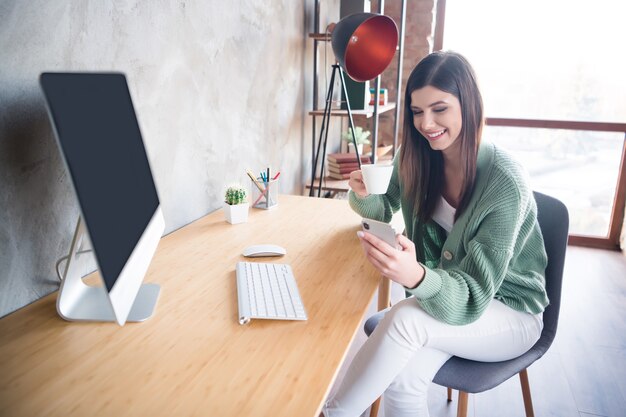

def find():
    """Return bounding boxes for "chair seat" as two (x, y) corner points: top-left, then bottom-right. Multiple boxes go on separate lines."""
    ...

(432, 347), (543, 393)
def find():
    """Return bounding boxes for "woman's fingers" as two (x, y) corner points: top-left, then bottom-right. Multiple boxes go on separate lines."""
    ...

(358, 231), (396, 271)
(396, 234), (415, 253)
(348, 170), (368, 197)
(358, 231), (397, 257)
(367, 255), (387, 275)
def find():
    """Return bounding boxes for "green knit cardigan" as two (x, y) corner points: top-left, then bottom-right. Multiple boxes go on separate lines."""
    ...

(349, 141), (549, 325)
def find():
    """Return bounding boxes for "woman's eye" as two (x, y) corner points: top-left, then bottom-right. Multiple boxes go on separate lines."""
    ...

(433, 107), (447, 113)
(412, 110), (423, 116)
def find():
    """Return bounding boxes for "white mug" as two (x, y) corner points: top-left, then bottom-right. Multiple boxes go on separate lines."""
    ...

(361, 164), (393, 194)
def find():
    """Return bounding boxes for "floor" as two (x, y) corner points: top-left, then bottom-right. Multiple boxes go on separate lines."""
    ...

(327, 246), (626, 417)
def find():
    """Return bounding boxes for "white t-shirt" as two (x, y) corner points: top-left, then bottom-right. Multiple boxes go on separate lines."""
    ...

(432, 196), (456, 234)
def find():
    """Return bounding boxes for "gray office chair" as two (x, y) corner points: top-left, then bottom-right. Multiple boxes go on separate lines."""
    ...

(364, 191), (569, 417)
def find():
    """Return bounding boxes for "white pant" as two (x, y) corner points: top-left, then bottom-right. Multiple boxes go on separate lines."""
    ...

(324, 297), (543, 417)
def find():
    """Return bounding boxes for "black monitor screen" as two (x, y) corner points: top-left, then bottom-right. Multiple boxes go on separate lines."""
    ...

(41, 73), (160, 292)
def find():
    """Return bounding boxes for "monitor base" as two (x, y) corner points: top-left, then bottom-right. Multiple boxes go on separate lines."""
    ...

(59, 282), (160, 322)
(57, 218), (160, 323)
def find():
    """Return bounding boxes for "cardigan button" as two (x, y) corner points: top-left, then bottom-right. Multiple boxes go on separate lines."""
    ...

(443, 250), (453, 261)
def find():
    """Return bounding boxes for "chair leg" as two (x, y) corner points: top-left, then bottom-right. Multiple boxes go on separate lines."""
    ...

(456, 391), (469, 417)
(519, 369), (535, 417)
(369, 396), (381, 417)
(447, 387), (453, 402)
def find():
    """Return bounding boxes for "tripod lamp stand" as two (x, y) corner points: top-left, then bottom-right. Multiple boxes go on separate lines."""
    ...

(309, 13), (398, 197)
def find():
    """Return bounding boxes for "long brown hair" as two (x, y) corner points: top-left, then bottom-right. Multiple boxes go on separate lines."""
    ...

(399, 51), (484, 222)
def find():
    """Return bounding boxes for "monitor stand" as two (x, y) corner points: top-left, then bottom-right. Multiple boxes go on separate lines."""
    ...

(56, 218), (160, 323)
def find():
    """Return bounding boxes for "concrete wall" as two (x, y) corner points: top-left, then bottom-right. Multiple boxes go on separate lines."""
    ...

(0, 1), (318, 317)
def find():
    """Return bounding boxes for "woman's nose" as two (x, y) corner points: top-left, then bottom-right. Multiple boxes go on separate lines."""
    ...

(421, 113), (435, 131)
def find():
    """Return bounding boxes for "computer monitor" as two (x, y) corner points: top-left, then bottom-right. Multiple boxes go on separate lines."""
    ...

(40, 72), (165, 326)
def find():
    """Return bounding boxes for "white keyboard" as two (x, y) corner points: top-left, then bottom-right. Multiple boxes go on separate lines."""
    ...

(236, 261), (307, 325)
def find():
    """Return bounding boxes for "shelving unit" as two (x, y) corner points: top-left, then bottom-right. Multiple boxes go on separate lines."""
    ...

(308, 0), (407, 196)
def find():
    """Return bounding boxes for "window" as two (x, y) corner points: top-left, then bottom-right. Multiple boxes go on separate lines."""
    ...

(436, 0), (626, 248)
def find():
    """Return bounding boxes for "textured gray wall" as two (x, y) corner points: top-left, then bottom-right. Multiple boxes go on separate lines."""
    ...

(0, 1), (319, 317)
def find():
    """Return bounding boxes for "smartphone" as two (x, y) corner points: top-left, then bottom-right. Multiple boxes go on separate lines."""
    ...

(361, 218), (399, 249)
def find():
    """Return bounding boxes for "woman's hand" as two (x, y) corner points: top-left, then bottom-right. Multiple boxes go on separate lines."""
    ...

(357, 231), (425, 289)
(348, 170), (369, 197)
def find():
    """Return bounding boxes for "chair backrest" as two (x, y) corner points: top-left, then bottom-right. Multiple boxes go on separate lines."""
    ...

(532, 191), (569, 353)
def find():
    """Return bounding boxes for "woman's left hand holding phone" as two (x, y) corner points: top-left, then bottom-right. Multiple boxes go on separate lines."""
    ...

(357, 231), (425, 289)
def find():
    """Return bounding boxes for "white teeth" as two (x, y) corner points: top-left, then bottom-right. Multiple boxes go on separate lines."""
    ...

(426, 130), (445, 138)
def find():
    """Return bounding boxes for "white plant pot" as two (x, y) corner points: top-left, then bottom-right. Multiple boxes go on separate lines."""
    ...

(347, 142), (364, 155)
(224, 202), (249, 224)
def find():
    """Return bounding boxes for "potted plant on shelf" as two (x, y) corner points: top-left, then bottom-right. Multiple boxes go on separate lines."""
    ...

(223, 184), (249, 224)
(342, 126), (371, 155)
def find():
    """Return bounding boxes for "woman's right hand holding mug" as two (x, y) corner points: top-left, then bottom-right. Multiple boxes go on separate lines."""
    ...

(349, 170), (369, 197)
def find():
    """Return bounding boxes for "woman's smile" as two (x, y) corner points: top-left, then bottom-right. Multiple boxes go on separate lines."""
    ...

(424, 129), (447, 141)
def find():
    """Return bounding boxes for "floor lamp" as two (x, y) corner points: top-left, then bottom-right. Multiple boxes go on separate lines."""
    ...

(309, 13), (398, 197)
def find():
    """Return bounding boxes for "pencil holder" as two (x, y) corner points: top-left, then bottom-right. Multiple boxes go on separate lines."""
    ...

(251, 177), (279, 209)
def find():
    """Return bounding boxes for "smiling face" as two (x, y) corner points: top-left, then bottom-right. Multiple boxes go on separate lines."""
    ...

(410, 86), (463, 154)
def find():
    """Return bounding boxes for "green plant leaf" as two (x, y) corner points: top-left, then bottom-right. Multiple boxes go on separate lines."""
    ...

(341, 126), (371, 144)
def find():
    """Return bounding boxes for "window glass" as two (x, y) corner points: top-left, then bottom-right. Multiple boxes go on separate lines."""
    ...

(484, 126), (624, 237)
(444, 0), (626, 123)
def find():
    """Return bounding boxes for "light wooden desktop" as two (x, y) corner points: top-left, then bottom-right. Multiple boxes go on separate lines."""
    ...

(0, 195), (387, 417)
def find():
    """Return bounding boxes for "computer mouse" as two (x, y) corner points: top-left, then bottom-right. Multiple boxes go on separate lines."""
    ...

(242, 244), (286, 258)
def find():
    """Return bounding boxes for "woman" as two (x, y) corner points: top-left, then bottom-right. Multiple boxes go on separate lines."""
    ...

(322, 51), (549, 417)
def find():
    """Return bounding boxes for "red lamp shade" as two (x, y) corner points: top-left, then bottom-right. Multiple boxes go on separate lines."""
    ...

(331, 13), (398, 82)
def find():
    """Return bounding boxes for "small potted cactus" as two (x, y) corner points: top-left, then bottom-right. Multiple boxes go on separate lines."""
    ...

(223, 184), (249, 224)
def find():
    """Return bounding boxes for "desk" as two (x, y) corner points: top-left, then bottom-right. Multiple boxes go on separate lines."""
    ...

(0, 195), (383, 417)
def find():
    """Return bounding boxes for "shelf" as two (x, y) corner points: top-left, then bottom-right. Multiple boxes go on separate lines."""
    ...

(309, 102), (396, 119)
(305, 177), (350, 193)
(309, 33), (331, 41)
(305, 152), (393, 191)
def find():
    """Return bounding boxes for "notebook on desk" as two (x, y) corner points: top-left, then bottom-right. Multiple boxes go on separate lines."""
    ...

(235, 261), (308, 325)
